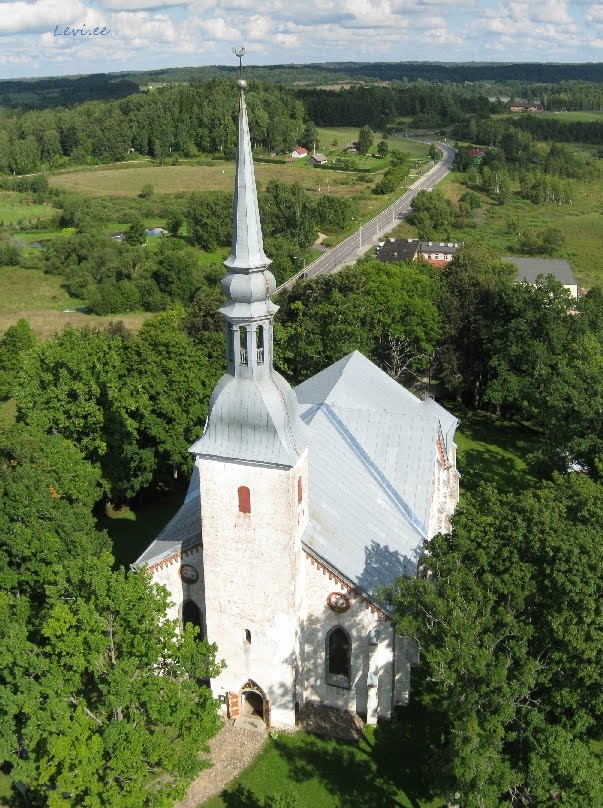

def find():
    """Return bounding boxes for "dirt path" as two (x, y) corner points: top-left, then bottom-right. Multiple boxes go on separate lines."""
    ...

(175, 720), (267, 808)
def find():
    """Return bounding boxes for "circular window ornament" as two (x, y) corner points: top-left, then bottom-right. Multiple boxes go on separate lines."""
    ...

(179, 564), (199, 584)
(327, 591), (350, 614)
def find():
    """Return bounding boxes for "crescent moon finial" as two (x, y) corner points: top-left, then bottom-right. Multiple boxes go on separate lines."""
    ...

(232, 46), (246, 79)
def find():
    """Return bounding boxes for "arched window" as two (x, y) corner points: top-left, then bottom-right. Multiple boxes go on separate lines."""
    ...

(245, 629), (251, 644)
(182, 600), (205, 640)
(239, 326), (248, 365)
(256, 325), (265, 364)
(297, 476), (303, 504)
(238, 485), (251, 514)
(326, 626), (351, 688)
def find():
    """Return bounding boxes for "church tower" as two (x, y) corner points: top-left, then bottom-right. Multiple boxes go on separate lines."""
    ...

(190, 67), (309, 728)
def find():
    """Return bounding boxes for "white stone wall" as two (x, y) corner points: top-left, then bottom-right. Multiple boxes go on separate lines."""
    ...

(199, 450), (309, 728)
(301, 554), (397, 723)
(150, 544), (205, 631)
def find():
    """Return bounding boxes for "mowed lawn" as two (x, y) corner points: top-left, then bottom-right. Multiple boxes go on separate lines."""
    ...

(0, 192), (57, 225)
(203, 703), (447, 808)
(0, 264), (153, 338)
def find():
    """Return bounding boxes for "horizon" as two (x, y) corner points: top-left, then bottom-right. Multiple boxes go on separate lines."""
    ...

(0, 0), (602, 81)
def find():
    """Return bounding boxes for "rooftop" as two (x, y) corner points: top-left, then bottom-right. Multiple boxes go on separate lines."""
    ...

(502, 256), (576, 286)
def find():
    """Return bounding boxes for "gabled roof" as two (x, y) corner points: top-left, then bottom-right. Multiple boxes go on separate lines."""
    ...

(297, 351), (458, 605)
(502, 256), (576, 286)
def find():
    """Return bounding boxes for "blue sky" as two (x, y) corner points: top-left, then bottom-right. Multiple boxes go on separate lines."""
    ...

(0, 0), (601, 80)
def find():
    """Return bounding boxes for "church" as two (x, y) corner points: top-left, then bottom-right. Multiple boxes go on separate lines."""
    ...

(135, 74), (460, 729)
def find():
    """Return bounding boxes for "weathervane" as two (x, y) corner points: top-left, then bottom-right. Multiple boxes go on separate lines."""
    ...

(232, 46), (245, 79)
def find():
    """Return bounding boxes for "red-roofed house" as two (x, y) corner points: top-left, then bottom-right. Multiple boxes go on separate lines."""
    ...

(291, 147), (308, 159)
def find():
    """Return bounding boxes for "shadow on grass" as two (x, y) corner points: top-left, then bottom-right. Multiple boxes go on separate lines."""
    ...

(445, 404), (545, 495)
(265, 700), (447, 808)
(97, 492), (183, 568)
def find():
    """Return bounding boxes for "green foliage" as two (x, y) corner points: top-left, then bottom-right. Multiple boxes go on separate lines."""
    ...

(390, 474), (603, 806)
(314, 195), (356, 230)
(0, 319), (36, 400)
(275, 261), (440, 384)
(518, 226), (566, 255)
(357, 125), (374, 155)
(407, 189), (453, 239)
(127, 216), (147, 246)
(260, 180), (317, 249)
(373, 157), (409, 195)
(186, 191), (232, 251)
(376, 140), (389, 157)
(139, 183), (154, 199)
(0, 428), (221, 804)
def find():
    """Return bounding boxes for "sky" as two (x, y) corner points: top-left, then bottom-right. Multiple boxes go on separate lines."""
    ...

(0, 0), (601, 80)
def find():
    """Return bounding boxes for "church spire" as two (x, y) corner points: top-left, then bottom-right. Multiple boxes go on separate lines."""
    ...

(191, 49), (308, 467)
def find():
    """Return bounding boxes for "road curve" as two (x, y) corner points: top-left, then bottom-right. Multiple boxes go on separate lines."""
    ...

(276, 141), (457, 293)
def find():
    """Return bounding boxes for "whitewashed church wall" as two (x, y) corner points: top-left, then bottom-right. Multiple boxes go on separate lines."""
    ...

(199, 450), (309, 728)
(150, 544), (206, 631)
(302, 554), (394, 721)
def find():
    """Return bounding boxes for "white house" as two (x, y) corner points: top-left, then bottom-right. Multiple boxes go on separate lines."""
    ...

(135, 76), (460, 730)
(291, 147), (308, 159)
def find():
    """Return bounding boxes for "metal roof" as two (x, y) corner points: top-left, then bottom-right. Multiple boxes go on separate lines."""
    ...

(503, 256), (576, 286)
(298, 351), (458, 606)
(191, 371), (308, 467)
(134, 470), (202, 568)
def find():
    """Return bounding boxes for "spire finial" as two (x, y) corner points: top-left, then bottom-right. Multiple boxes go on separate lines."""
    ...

(233, 46), (246, 85)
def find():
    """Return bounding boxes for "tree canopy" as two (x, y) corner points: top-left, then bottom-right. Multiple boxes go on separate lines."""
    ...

(390, 473), (603, 807)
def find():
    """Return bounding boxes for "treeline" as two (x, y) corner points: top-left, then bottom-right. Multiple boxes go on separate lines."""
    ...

(298, 84), (498, 129)
(126, 62), (603, 88)
(0, 80), (306, 173)
(457, 114), (603, 156)
(0, 73), (139, 109)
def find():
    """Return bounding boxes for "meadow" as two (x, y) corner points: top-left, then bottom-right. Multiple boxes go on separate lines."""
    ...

(0, 264), (153, 338)
(498, 110), (603, 122)
(434, 171), (603, 289)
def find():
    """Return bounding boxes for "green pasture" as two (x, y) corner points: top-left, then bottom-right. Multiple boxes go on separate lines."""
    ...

(0, 264), (152, 339)
(0, 197), (56, 226)
(436, 172), (603, 289)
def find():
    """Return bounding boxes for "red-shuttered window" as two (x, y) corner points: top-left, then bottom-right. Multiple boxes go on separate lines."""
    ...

(297, 476), (303, 504)
(238, 485), (251, 513)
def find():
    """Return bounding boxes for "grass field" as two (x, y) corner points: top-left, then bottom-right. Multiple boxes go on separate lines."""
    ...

(0, 264), (153, 338)
(497, 110), (603, 122)
(448, 405), (542, 494)
(203, 702), (446, 808)
(436, 171), (603, 289)
(0, 192), (56, 226)
(318, 127), (430, 158)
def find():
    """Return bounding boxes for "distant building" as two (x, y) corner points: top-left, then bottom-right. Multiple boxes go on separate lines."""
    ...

(146, 227), (168, 237)
(376, 238), (462, 268)
(345, 141), (359, 154)
(502, 256), (578, 299)
(508, 100), (543, 113)
(310, 153), (328, 166)
(291, 147), (308, 159)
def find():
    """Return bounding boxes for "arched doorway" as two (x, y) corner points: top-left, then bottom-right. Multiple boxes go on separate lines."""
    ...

(240, 680), (270, 728)
(182, 600), (205, 640)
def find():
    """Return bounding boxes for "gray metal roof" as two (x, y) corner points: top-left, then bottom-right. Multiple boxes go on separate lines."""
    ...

(134, 469), (202, 568)
(503, 256), (576, 286)
(191, 371), (308, 467)
(298, 351), (458, 606)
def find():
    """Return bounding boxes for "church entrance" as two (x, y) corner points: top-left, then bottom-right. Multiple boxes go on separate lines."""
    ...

(239, 680), (270, 728)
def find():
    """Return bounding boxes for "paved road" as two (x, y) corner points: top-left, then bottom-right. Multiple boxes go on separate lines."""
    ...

(276, 141), (457, 293)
